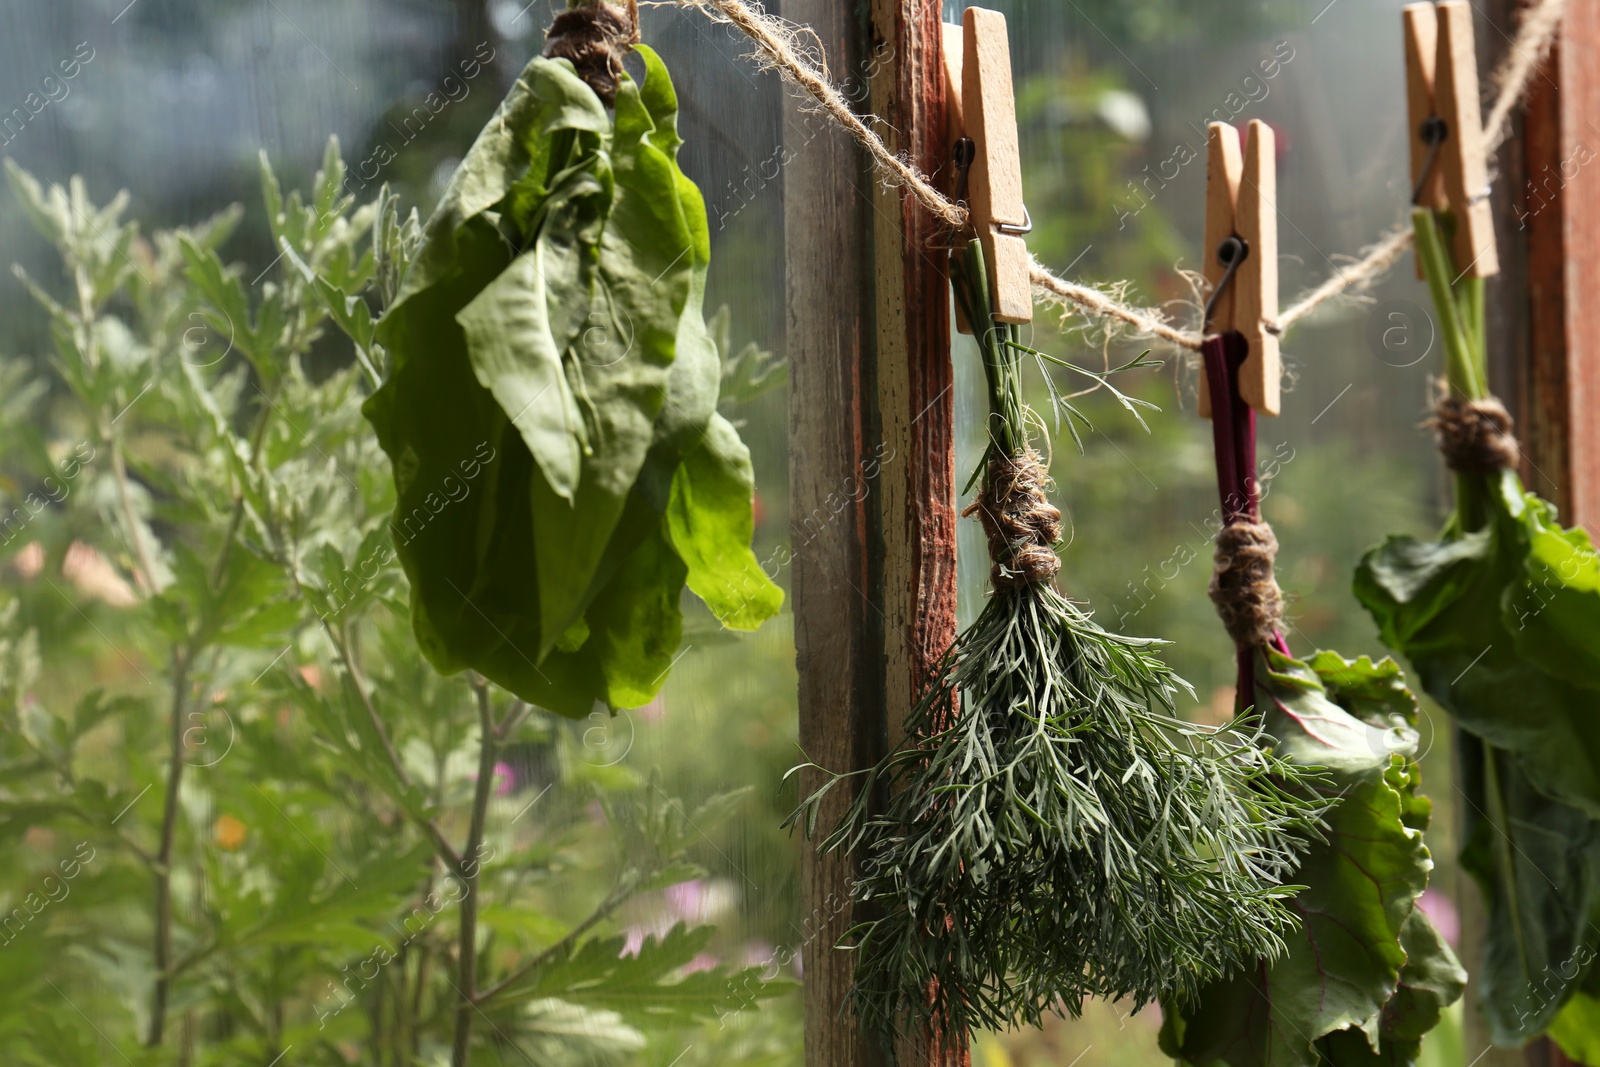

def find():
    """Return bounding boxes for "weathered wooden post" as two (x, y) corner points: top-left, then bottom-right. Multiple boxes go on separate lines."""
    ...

(783, 0), (961, 1062)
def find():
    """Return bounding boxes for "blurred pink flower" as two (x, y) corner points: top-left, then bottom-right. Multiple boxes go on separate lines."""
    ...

(741, 940), (776, 968)
(12, 542), (44, 579)
(469, 761), (516, 796)
(682, 952), (718, 975)
(665, 879), (709, 922)
(1415, 888), (1460, 947)
(63, 541), (138, 605)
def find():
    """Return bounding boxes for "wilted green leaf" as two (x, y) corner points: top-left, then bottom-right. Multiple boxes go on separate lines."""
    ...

(1356, 466), (1600, 1049)
(667, 414), (782, 630)
(366, 49), (772, 714)
(1355, 469), (1600, 820)
(1162, 650), (1451, 1067)
(1549, 987), (1600, 1065)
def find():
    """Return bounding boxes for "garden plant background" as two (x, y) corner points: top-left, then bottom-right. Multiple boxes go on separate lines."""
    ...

(0, 0), (1496, 1063)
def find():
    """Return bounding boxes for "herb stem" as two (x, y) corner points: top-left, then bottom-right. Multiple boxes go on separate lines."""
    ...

(327, 617), (463, 871)
(496, 699), (531, 740)
(1483, 746), (1534, 980)
(475, 872), (641, 1006)
(411, 934), (430, 1061)
(77, 252), (158, 595)
(1413, 207), (1496, 533)
(1460, 276), (1486, 372)
(146, 377), (286, 1048)
(450, 677), (497, 1067)
(209, 390), (277, 592)
(1411, 208), (1483, 401)
(109, 436), (160, 595)
(147, 649), (193, 1047)
(954, 239), (1025, 477)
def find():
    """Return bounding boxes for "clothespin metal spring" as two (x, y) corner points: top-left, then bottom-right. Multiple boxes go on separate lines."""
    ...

(996, 207), (1033, 237)
(1411, 115), (1448, 207)
(1203, 236), (1248, 333)
(933, 136), (1030, 251)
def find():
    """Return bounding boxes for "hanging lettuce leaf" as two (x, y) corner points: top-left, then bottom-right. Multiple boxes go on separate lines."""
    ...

(514, 59), (699, 659)
(1551, 983), (1600, 1064)
(364, 46), (780, 717)
(456, 212), (600, 506)
(1314, 911), (1466, 1066)
(1355, 468), (1600, 820)
(668, 415), (784, 629)
(586, 525), (688, 707)
(364, 218), (520, 680)
(1355, 467), (1600, 1058)
(384, 59), (608, 327)
(1455, 730), (1600, 1046)
(1161, 651), (1461, 1067)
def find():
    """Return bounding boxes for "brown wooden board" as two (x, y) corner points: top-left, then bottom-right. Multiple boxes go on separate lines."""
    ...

(783, 0), (885, 1058)
(1520, 0), (1600, 540)
(869, 0), (963, 1060)
(787, 0), (960, 1062)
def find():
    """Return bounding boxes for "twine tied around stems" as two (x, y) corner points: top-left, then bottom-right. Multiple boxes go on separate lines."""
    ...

(544, 0), (641, 105)
(1430, 392), (1520, 473)
(1209, 521), (1285, 650)
(964, 449), (1061, 588)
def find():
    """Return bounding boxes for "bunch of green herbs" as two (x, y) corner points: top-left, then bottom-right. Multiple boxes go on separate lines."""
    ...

(790, 241), (1328, 1049)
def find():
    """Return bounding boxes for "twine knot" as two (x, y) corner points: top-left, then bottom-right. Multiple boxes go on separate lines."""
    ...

(1209, 520), (1284, 649)
(963, 449), (1061, 588)
(1429, 393), (1520, 473)
(544, 1), (638, 106)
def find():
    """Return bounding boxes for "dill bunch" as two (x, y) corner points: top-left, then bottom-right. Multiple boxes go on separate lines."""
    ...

(786, 241), (1330, 1049)
(794, 581), (1327, 1044)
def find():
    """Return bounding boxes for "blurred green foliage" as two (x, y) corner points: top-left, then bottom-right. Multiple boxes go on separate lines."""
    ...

(0, 147), (794, 1064)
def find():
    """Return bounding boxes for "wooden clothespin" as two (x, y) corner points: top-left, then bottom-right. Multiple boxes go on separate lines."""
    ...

(1403, 1), (1498, 278)
(942, 7), (1032, 332)
(1199, 119), (1279, 418)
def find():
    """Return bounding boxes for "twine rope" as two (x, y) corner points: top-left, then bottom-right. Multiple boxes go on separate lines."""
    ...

(1430, 391), (1521, 472)
(963, 449), (1062, 587)
(545, 0), (641, 105)
(1209, 521), (1285, 650)
(681, 0), (1567, 352)
(699, 0), (967, 229)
